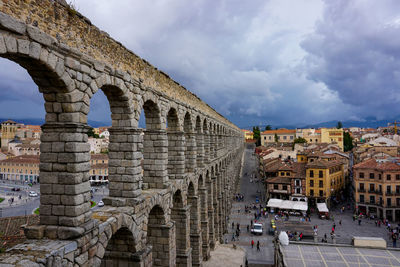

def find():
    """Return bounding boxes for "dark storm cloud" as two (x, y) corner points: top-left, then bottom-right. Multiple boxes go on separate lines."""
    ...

(302, 0), (400, 120)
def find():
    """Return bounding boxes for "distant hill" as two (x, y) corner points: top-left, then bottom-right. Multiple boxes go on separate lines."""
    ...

(0, 118), (110, 128)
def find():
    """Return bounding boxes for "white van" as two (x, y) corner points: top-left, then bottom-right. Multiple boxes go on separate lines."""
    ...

(251, 223), (263, 235)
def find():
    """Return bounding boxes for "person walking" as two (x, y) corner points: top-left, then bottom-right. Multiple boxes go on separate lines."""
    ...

(358, 219), (361, 226)
(251, 240), (254, 248)
(232, 222), (234, 229)
(393, 233), (397, 248)
(339, 220), (342, 226)
(257, 241), (260, 251)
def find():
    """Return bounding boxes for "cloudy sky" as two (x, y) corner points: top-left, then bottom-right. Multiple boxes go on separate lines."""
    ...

(1, 0), (400, 128)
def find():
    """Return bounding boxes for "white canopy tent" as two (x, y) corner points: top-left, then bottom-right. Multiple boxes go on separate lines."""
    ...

(267, 198), (308, 211)
(317, 203), (329, 213)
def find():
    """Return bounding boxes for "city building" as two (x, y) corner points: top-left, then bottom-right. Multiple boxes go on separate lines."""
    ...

(90, 154), (109, 185)
(0, 155), (39, 183)
(296, 128), (321, 144)
(320, 128), (344, 151)
(242, 129), (253, 140)
(353, 158), (400, 221)
(260, 129), (296, 146)
(299, 152), (345, 207)
(1, 120), (17, 151)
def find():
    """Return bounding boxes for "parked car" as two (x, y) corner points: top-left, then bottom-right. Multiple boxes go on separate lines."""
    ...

(12, 187), (21, 191)
(29, 191), (38, 197)
(98, 200), (104, 207)
(251, 223), (263, 235)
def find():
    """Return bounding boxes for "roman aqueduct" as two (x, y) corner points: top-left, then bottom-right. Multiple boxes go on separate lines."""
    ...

(0, 0), (244, 266)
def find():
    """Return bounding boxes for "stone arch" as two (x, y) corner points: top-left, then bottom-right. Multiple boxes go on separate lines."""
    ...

(172, 189), (191, 266)
(140, 98), (168, 189)
(188, 180), (202, 266)
(195, 115), (204, 168)
(184, 112), (196, 173)
(166, 106), (185, 180)
(147, 204), (174, 266)
(198, 173), (210, 260)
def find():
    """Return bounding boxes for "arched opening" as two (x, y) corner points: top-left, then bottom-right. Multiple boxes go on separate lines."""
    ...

(139, 100), (167, 189)
(101, 227), (137, 266)
(147, 205), (173, 266)
(195, 116), (204, 167)
(172, 189), (191, 266)
(203, 119), (210, 163)
(184, 112), (196, 173)
(167, 108), (184, 179)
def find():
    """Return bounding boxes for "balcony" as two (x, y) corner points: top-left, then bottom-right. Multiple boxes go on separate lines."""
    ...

(358, 188), (366, 193)
(386, 191), (394, 196)
(368, 189), (375, 193)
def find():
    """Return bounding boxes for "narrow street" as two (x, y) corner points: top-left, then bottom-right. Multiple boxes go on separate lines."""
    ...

(225, 145), (274, 266)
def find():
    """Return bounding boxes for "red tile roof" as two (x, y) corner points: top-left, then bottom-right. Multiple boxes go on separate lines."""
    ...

(353, 158), (400, 171)
(261, 129), (296, 135)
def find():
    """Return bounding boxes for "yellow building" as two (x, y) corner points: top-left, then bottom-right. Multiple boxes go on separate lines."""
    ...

(1, 120), (18, 151)
(296, 128), (321, 144)
(303, 153), (345, 207)
(321, 128), (344, 151)
(0, 155), (39, 183)
(90, 154), (109, 184)
(242, 129), (254, 140)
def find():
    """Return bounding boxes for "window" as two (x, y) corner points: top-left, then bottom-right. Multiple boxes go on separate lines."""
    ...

(369, 173), (374, 179)
(319, 180), (323, 188)
(369, 184), (375, 192)
(397, 174), (400, 180)
(290, 136), (293, 140)
(319, 190), (323, 197)
(359, 172), (364, 178)
(360, 195), (364, 203)
(295, 179), (300, 186)
(387, 198), (392, 207)
(310, 139), (312, 142)
(280, 172), (285, 176)
(310, 180), (314, 187)
(379, 185), (382, 193)
(370, 195), (375, 204)
(397, 185), (400, 194)
(387, 174), (391, 181)
(269, 136), (272, 140)
(359, 183), (364, 190)
(286, 172), (290, 176)
(310, 170), (314, 178)
(387, 185), (392, 194)
(264, 136), (266, 140)
(273, 184), (278, 190)
(319, 170), (323, 178)
(282, 185), (287, 190)
(296, 188), (301, 194)
(283, 136), (287, 140)
(310, 189), (314, 196)
(379, 174), (382, 180)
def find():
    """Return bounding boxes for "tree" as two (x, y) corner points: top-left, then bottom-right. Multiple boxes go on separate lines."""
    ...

(343, 132), (354, 152)
(87, 127), (100, 138)
(253, 126), (261, 146)
(336, 121), (343, 129)
(274, 133), (279, 143)
(293, 137), (307, 149)
(265, 125), (272, 131)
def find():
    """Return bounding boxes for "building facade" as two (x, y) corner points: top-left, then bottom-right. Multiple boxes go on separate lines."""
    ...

(353, 158), (400, 221)
(1, 120), (18, 151)
(321, 128), (344, 151)
(0, 155), (39, 183)
(90, 154), (109, 185)
(261, 129), (296, 146)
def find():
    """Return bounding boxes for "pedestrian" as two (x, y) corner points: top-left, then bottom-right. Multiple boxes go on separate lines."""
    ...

(375, 220), (378, 227)
(251, 220), (253, 226)
(339, 220), (342, 226)
(333, 223), (336, 230)
(332, 227), (334, 233)
(257, 241), (260, 251)
(232, 233), (235, 241)
(358, 219), (361, 226)
(299, 232), (303, 240)
(237, 223), (240, 230)
(232, 222), (234, 229)
(378, 220), (381, 227)
(251, 239), (254, 248)
(393, 234), (397, 248)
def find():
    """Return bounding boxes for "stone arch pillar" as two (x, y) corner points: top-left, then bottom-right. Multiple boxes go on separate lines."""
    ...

(207, 172), (215, 250)
(147, 205), (175, 266)
(188, 183), (202, 267)
(203, 121), (210, 165)
(171, 190), (192, 267)
(198, 176), (210, 260)
(39, 123), (92, 232)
